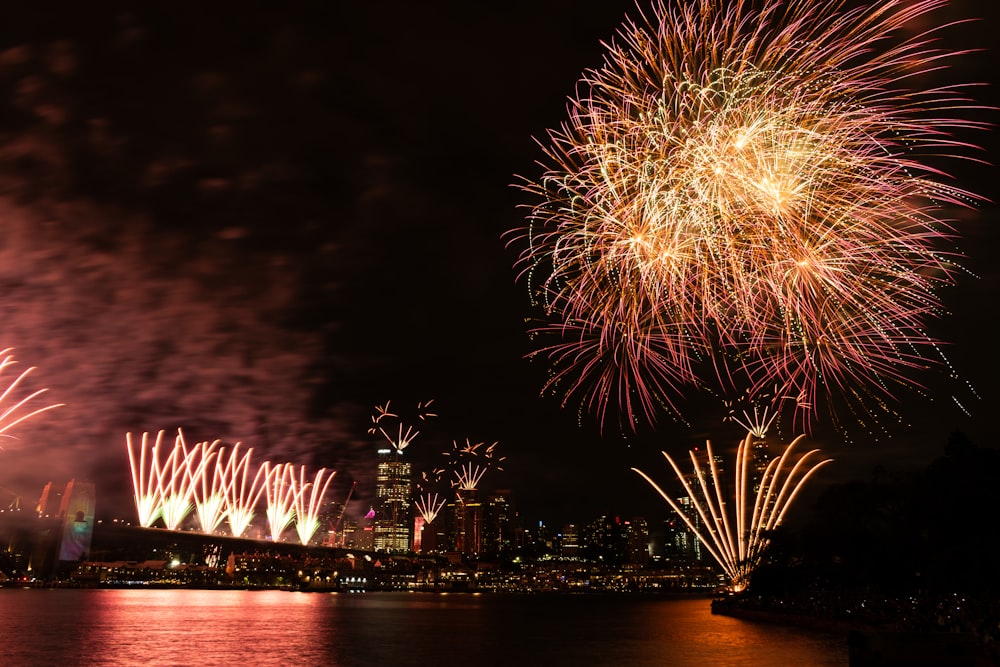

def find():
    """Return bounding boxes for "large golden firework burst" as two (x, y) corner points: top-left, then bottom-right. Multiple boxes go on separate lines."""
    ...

(511, 0), (986, 431)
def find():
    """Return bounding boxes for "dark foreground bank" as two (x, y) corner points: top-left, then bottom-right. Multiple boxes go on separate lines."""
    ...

(712, 592), (1000, 666)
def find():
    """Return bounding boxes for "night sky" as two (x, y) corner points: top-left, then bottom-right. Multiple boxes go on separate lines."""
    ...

(0, 1), (996, 529)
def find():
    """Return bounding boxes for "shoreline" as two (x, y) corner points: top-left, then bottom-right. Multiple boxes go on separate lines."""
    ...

(712, 596), (998, 665)
(711, 598), (862, 635)
(1, 580), (719, 598)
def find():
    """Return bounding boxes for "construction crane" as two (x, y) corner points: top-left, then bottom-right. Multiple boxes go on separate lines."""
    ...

(328, 480), (356, 547)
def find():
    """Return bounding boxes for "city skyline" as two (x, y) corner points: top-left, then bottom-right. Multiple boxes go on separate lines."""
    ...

(0, 0), (996, 531)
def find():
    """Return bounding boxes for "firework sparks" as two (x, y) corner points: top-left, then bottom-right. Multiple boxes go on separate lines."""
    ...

(414, 492), (447, 525)
(156, 430), (202, 531)
(369, 402), (397, 429)
(125, 429), (339, 542)
(417, 399), (438, 420)
(414, 468), (447, 523)
(454, 463), (488, 492)
(0, 350), (63, 444)
(221, 444), (269, 538)
(191, 439), (226, 534)
(446, 439), (504, 491)
(723, 387), (787, 439)
(634, 433), (832, 591)
(292, 466), (336, 546)
(263, 462), (301, 542)
(511, 0), (985, 431)
(125, 430), (165, 528)
(368, 399), (437, 453)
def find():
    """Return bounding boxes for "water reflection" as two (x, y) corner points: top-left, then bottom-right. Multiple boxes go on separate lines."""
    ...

(0, 590), (847, 666)
(637, 598), (846, 666)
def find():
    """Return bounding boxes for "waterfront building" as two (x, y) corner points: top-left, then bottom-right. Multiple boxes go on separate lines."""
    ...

(373, 449), (412, 552)
(667, 499), (703, 563)
(560, 523), (580, 558)
(582, 515), (630, 563)
(624, 517), (650, 565)
(450, 488), (483, 556)
(482, 490), (513, 556)
(413, 515), (427, 552)
(750, 435), (770, 493)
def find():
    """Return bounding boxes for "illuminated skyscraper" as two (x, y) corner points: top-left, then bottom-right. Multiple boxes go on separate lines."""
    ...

(482, 490), (513, 556)
(451, 488), (483, 556)
(750, 435), (770, 493)
(671, 497), (703, 562)
(373, 449), (412, 552)
(624, 517), (649, 565)
(560, 523), (580, 557)
(583, 515), (630, 563)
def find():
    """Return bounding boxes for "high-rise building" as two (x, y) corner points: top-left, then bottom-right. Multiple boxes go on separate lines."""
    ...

(560, 523), (580, 557)
(373, 449), (412, 552)
(624, 517), (650, 565)
(582, 515), (629, 563)
(689, 447), (727, 496)
(412, 515), (427, 552)
(482, 490), (513, 556)
(450, 488), (483, 556)
(670, 497), (703, 562)
(750, 435), (770, 493)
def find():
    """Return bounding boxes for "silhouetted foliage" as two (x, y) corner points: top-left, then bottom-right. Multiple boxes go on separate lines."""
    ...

(751, 432), (1000, 596)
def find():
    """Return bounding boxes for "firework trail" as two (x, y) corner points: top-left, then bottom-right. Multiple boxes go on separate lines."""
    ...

(221, 443), (269, 538)
(445, 439), (505, 491)
(414, 492), (447, 525)
(264, 462), (301, 542)
(723, 387), (787, 439)
(511, 0), (985, 431)
(416, 399), (438, 420)
(634, 433), (832, 591)
(413, 467), (447, 525)
(190, 439), (226, 534)
(454, 463), (488, 491)
(0, 350), (63, 444)
(156, 430), (203, 530)
(126, 430), (165, 528)
(125, 431), (337, 541)
(368, 399), (437, 454)
(292, 466), (336, 545)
